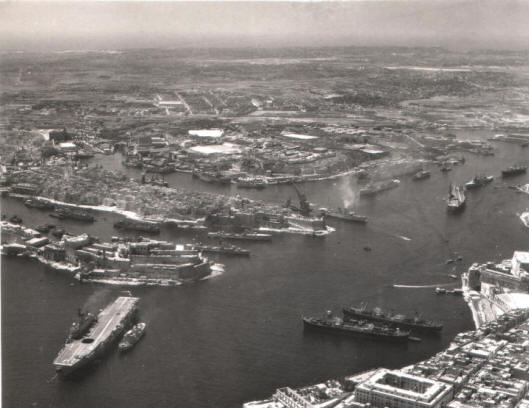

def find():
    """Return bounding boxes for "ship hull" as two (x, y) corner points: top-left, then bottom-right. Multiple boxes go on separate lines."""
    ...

(54, 297), (139, 378)
(342, 309), (442, 333)
(302, 319), (409, 342)
(326, 213), (367, 224)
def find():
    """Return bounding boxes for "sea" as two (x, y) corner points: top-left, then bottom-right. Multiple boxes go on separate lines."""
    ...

(2, 130), (528, 408)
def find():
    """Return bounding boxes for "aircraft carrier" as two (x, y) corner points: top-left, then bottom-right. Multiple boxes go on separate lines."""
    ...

(53, 296), (139, 376)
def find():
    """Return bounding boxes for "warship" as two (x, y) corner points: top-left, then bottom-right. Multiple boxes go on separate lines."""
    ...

(342, 305), (443, 333)
(320, 208), (368, 224)
(302, 315), (410, 342)
(54, 297), (139, 376)
(207, 231), (272, 241)
(194, 244), (250, 256)
(50, 208), (95, 222)
(359, 179), (400, 196)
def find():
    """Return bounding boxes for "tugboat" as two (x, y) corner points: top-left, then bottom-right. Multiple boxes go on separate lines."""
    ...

(447, 184), (466, 213)
(502, 165), (527, 177)
(118, 322), (146, 352)
(302, 313), (410, 342)
(413, 170), (431, 181)
(465, 175), (493, 190)
(342, 304), (443, 333)
(320, 208), (368, 224)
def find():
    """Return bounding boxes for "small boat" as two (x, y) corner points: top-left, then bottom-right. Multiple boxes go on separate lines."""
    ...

(447, 184), (466, 213)
(435, 287), (447, 294)
(8, 215), (23, 224)
(35, 223), (55, 233)
(51, 226), (65, 238)
(413, 170), (431, 181)
(119, 322), (146, 352)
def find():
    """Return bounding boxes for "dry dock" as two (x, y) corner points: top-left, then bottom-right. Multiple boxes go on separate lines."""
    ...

(54, 296), (139, 375)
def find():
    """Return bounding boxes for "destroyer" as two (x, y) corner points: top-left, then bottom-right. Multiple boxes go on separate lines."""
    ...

(342, 305), (443, 333)
(118, 322), (146, 352)
(54, 297), (139, 376)
(302, 315), (409, 342)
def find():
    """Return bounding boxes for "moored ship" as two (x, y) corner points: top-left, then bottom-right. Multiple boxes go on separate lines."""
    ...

(207, 231), (272, 241)
(465, 175), (493, 190)
(24, 197), (55, 210)
(54, 297), (139, 377)
(342, 305), (443, 333)
(234, 177), (268, 189)
(320, 208), (368, 224)
(194, 244), (250, 256)
(118, 322), (146, 352)
(502, 165), (527, 177)
(302, 315), (409, 342)
(359, 179), (400, 196)
(447, 184), (466, 213)
(114, 217), (161, 234)
(50, 207), (95, 222)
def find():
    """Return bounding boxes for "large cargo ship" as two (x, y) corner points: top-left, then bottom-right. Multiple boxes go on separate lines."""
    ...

(302, 316), (409, 342)
(447, 184), (466, 213)
(53, 297), (139, 377)
(502, 165), (527, 177)
(342, 305), (443, 333)
(207, 231), (272, 241)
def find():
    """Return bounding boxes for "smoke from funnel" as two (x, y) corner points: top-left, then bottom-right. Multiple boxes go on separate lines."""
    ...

(82, 287), (113, 314)
(339, 176), (358, 209)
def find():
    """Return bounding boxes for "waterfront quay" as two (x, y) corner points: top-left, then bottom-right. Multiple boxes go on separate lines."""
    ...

(462, 251), (529, 328)
(244, 309), (529, 408)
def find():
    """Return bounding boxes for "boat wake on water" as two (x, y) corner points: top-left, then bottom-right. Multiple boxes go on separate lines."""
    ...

(393, 283), (456, 289)
(395, 235), (412, 241)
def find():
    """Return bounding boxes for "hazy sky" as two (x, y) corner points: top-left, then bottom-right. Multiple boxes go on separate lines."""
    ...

(1, 1), (529, 51)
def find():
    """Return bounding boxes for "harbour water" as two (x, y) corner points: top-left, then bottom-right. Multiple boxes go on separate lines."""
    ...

(2, 132), (528, 408)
